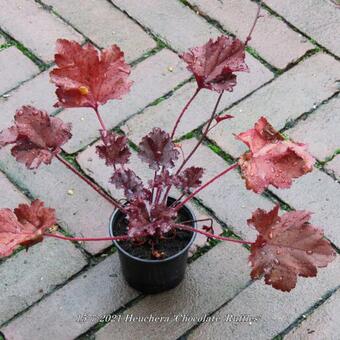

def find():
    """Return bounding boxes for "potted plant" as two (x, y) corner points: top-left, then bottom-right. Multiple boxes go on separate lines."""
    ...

(0, 6), (336, 294)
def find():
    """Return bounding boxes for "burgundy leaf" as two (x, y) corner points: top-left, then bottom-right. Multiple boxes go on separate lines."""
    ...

(248, 206), (336, 292)
(0, 200), (56, 257)
(215, 114), (235, 123)
(0, 106), (72, 169)
(236, 117), (315, 193)
(96, 131), (131, 167)
(180, 35), (248, 92)
(125, 198), (150, 237)
(138, 128), (179, 170)
(111, 168), (145, 200)
(174, 166), (204, 191)
(50, 39), (132, 109)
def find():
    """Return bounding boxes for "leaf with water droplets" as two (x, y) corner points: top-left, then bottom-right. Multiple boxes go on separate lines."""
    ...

(50, 39), (132, 109)
(180, 35), (248, 92)
(236, 117), (315, 193)
(248, 206), (336, 292)
(138, 128), (179, 171)
(0, 106), (72, 169)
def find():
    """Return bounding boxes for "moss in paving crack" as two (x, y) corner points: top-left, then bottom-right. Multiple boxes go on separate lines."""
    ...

(0, 42), (12, 51)
(246, 46), (279, 75)
(205, 141), (236, 164)
(61, 152), (83, 172)
(13, 41), (47, 70)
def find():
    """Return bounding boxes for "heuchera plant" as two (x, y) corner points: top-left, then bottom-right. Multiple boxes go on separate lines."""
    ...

(0, 7), (336, 292)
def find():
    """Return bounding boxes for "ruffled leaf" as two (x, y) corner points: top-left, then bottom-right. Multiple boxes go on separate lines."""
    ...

(0, 200), (56, 257)
(111, 168), (145, 200)
(50, 39), (132, 109)
(236, 117), (315, 193)
(174, 166), (204, 192)
(180, 35), (248, 92)
(138, 128), (179, 171)
(96, 131), (131, 167)
(248, 206), (336, 292)
(0, 106), (72, 169)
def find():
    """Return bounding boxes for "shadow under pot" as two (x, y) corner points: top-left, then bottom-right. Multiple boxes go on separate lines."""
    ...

(109, 197), (196, 294)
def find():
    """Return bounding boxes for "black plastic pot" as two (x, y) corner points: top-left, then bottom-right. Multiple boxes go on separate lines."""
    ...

(109, 198), (196, 294)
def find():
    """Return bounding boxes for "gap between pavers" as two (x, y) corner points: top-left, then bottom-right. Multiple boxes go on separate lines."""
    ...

(0, 46), (39, 95)
(187, 0), (314, 69)
(264, 0), (340, 57)
(285, 287), (340, 340)
(0, 172), (87, 326)
(325, 155), (340, 180)
(58, 49), (191, 153)
(38, 0), (157, 62)
(122, 52), (273, 142)
(188, 256), (340, 340)
(111, 0), (221, 52)
(207, 53), (340, 158)
(0, 0), (83, 63)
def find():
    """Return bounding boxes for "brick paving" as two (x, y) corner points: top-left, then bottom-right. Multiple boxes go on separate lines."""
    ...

(0, 1), (339, 339)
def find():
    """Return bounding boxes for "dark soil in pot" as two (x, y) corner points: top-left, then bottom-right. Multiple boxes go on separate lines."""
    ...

(109, 197), (196, 294)
(112, 208), (193, 260)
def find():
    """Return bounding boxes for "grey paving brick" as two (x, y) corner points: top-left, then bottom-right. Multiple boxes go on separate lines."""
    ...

(77, 138), (274, 241)
(265, 0), (340, 57)
(0, 46), (39, 94)
(0, 0), (82, 63)
(272, 169), (340, 249)
(207, 53), (340, 158)
(325, 155), (340, 180)
(59, 49), (191, 153)
(285, 288), (340, 340)
(0, 172), (87, 326)
(40, 0), (156, 62)
(0, 171), (27, 209)
(189, 256), (340, 340)
(188, 0), (314, 69)
(287, 96), (340, 160)
(95, 242), (250, 340)
(1, 255), (138, 340)
(111, 0), (220, 51)
(0, 147), (116, 255)
(0, 237), (87, 326)
(122, 53), (273, 142)
(0, 71), (56, 132)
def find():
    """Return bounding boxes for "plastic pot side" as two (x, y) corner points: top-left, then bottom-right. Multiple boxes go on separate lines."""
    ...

(109, 199), (196, 294)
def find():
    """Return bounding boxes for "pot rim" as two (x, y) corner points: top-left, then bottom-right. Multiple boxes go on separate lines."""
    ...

(109, 198), (197, 264)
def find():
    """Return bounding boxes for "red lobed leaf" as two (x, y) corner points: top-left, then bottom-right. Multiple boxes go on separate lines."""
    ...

(50, 39), (132, 109)
(0, 106), (72, 169)
(236, 117), (315, 193)
(174, 166), (204, 192)
(96, 131), (131, 167)
(138, 128), (179, 171)
(180, 35), (248, 92)
(248, 206), (336, 292)
(110, 168), (145, 201)
(0, 200), (56, 257)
